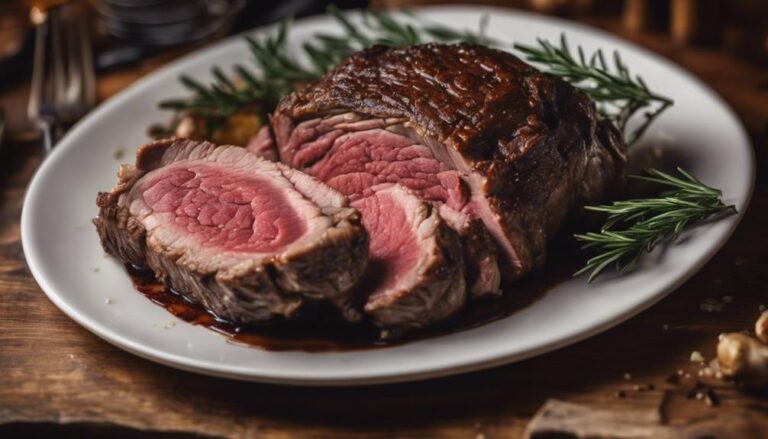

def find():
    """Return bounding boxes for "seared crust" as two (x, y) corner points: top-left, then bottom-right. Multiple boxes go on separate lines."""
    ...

(275, 43), (626, 275)
(278, 44), (538, 162)
(95, 139), (369, 323)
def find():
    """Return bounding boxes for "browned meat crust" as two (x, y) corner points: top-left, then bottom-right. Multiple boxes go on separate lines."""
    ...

(94, 139), (369, 323)
(275, 43), (626, 277)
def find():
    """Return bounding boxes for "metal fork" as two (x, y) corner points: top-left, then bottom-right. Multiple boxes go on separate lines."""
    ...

(27, 1), (96, 156)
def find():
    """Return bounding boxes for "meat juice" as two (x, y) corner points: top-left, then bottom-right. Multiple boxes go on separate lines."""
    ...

(127, 241), (581, 352)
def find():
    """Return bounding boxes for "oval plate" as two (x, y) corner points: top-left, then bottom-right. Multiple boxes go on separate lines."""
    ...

(22, 6), (754, 385)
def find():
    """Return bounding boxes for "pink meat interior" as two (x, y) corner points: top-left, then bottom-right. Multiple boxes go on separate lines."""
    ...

(285, 126), (467, 298)
(351, 190), (420, 300)
(139, 163), (307, 253)
(279, 115), (521, 272)
(295, 127), (469, 212)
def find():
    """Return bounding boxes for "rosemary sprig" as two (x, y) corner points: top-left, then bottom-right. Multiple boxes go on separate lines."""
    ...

(160, 9), (672, 145)
(158, 19), (298, 133)
(574, 167), (736, 282)
(157, 6), (486, 130)
(513, 34), (673, 144)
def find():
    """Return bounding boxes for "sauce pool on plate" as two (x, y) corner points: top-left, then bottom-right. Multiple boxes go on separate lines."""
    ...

(126, 242), (581, 352)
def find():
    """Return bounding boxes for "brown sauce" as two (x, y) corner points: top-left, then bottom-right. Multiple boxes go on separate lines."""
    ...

(127, 241), (582, 352)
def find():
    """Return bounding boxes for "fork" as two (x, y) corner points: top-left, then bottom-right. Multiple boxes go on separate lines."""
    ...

(27, 1), (96, 156)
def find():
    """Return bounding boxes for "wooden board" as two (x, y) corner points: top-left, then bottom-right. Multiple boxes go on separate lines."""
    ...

(1, 10), (767, 439)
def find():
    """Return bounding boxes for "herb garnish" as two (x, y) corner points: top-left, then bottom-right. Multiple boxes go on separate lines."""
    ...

(157, 8), (734, 284)
(159, 10), (671, 145)
(513, 35), (673, 144)
(157, 7), (486, 133)
(574, 168), (736, 282)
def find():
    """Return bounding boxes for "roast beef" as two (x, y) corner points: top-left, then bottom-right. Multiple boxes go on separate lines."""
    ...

(354, 184), (465, 338)
(273, 43), (626, 285)
(273, 113), (500, 299)
(94, 138), (369, 323)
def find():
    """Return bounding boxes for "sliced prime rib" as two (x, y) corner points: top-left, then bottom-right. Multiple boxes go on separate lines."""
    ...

(273, 44), (626, 290)
(353, 184), (465, 338)
(273, 113), (500, 300)
(94, 138), (369, 323)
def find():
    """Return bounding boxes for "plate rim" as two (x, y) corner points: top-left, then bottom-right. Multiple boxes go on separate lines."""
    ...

(21, 5), (755, 386)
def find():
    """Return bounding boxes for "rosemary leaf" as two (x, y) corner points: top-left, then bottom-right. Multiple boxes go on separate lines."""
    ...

(163, 9), (672, 147)
(513, 34), (673, 144)
(575, 167), (736, 282)
(156, 7), (486, 124)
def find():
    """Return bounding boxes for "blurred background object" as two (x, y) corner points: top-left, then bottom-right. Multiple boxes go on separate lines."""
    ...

(0, 0), (368, 142)
(622, 0), (669, 32)
(527, 0), (593, 15)
(0, 0), (766, 144)
(27, 0), (96, 154)
(94, 0), (246, 47)
(0, 107), (5, 151)
(670, 0), (724, 45)
(0, 3), (29, 66)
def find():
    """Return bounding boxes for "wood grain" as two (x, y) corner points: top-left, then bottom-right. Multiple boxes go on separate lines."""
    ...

(1, 7), (767, 438)
(525, 399), (768, 438)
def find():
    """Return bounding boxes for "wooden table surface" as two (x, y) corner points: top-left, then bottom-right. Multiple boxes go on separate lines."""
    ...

(1, 7), (767, 438)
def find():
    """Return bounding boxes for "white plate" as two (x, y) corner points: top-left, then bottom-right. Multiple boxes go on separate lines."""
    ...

(22, 6), (754, 385)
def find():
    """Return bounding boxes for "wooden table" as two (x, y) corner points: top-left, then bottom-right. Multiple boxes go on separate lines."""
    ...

(1, 9), (767, 438)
